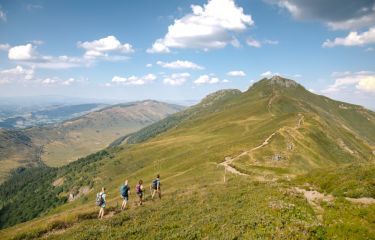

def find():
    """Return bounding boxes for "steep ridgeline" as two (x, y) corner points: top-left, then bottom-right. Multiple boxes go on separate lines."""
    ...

(27, 100), (184, 167)
(113, 89), (242, 145)
(1, 77), (374, 239)
(117, 76), (374, 172)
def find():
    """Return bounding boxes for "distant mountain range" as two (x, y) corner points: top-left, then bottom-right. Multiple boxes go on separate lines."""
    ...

(0, 103), (107, 129)
(0, 77), (374, 238)
(0, 100), (183, 182)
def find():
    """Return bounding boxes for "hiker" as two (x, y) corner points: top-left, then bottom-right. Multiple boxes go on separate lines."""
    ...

(96, 187), (106, 219)
(120, 180), (130, 210)
(136, 180), (144, 206)
(151, 174), (161, 200)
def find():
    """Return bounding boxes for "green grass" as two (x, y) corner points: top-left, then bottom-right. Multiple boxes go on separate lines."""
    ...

(1, 77), (374, 239)
(296, 163), (375, 198)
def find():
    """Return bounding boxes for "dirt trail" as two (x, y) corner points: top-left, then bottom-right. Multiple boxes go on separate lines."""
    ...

(219, 130), (278, 178)
(220, 114), (305, 177)
(293, 187), (375, 220)
(345, 197), (375, 204)
(220, 157), (248, 176)
(267, 94), (278, 117)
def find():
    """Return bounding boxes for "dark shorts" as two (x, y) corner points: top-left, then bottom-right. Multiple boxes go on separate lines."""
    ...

(121, 195), (128, 201)
(137, 192), (143, 198)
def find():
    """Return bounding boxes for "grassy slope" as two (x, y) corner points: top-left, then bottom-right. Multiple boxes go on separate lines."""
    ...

(0, 129), (41, 183)
(1, 77), (374, 239)
(30, 100), (183, 167)
(297, 163), (375, 198)
(0, 101), (182, 182)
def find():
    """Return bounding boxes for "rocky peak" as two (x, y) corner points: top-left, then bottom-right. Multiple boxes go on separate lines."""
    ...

(269, 75), (299, 88)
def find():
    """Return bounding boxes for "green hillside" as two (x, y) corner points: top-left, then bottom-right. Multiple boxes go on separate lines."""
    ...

(1, 76), (374, 239)
(0, 129), (41, 183)
(0, 101), (183, 182)
(30, 100), (184, 167)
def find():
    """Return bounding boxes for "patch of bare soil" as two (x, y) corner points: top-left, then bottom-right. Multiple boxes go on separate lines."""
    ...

(52, 177), (65, 187)
(345, 197), (375, 205)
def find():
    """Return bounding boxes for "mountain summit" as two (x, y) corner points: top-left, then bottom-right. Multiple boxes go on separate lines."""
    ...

(1, 77), (374, 239)
(268, 75), (299, 88)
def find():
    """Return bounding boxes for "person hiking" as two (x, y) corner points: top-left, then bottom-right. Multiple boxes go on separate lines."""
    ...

(151, 174), (161, 200)
(120, 180), (130, 210)
(96, 187), (106, 219)
(136, 180), (144, 206)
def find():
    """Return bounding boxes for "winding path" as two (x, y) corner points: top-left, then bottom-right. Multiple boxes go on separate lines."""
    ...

(219, 131), (278, 177)
(219, 114), (304, 177)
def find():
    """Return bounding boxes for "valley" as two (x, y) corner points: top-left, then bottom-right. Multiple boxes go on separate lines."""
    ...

(0, 101), (183, 182)
(0, 77), (374, 239)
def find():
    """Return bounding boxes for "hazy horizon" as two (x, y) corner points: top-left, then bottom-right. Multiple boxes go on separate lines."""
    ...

(0, 0), (374, 108)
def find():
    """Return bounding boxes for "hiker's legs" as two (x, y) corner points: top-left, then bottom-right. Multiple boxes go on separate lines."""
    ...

(98, 207), (104, 219)
(151, 189), (156, 199)
(158, 189), (161, 199)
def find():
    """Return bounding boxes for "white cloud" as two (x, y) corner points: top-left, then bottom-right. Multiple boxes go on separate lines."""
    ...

(147, 0), (253, 53)
(266, 1), (375, 50)
(31, 40), (44, 45)
(246, 38), (279, 48)
(147, 40), (171, 53)
(264, 39), (279, 45)
(0, 6), (6, 22)
(323, 71), (375, 93)
(227, 70), (246, 77)
(7, 43), (84, 69)
(157, 60), (204, 70)
(246, 37), (261, 48)
(39, 77), (78, 86)
(0, 65), (82, 87)
(194, 74), (220, 85)
(323, 27), (375, 47)
(146, 63), (153, 67)
(0, 66), (34, 84)
(222, 79), (230, 83)
(356, 76), (375, 92)
(41, 78), (57, 85)
(78, 35), (134, 59)
(327, 13), (375, 30)
(231, 38), (241, 48)
(260, 71), (301, 79)
(62, 78), (75, 86)
(8, 44), (35, 60)
(260, 71), (278, 78)
(0, 43), (10, 51)
(266, 0), (375, 30)
(111, 74), (156, 85)
(163, 72), (190, 86)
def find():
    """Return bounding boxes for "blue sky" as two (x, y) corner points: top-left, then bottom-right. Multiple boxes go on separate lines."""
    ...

(0, 0), (374, 108)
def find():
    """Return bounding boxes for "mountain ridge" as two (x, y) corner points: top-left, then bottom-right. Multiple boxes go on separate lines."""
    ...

(0, 100), (183, 182)
(1, 77), (374, 239)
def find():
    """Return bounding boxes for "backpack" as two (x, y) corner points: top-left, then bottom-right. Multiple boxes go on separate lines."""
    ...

(96, 192), (104, 206)
(152, 179), (158, 189)
(120, 185), (128, 197)
(136, 184), (142, 194)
